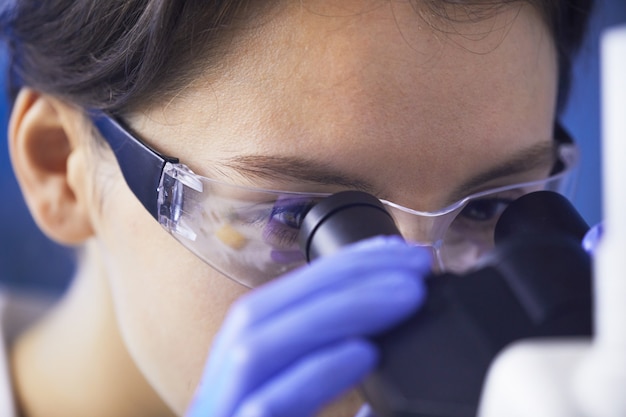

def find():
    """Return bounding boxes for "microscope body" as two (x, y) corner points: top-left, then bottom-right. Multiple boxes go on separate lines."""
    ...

(299, 190), (592, 417)
(364, 235), (591, 417)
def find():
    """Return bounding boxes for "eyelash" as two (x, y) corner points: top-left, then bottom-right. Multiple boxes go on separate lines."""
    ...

(459, 197), (515, 222)
(451, 190), (527, 235)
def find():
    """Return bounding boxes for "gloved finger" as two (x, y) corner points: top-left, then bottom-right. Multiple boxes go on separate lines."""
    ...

(211, 236), (429, 361)
(231, 339), (377, 417)
(354, 404), (379, 417)
(208, 269), (424, 412)
(243, 236), (430, 321)
(582, 222), (603, 254)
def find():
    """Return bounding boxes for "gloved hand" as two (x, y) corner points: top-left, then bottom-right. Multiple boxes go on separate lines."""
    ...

(186, 236), (430, 417)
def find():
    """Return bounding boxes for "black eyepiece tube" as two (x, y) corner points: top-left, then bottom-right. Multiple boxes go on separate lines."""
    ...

(298, 191), (402, 262)
(494, 190), (589, 244)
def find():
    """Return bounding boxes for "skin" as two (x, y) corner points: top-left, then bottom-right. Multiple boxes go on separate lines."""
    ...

(8, 0), (558, 416)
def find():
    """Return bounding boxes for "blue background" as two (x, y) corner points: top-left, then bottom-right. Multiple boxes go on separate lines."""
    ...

(1, 2), (625, 292)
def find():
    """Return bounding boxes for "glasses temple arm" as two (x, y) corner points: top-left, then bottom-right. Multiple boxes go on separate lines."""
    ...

(90, 113), (178, 220)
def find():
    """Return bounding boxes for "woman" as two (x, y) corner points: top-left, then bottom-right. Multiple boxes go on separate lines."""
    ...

(0, 0), (591, 416)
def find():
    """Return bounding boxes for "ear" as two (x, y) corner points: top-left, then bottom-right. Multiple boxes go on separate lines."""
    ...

(8, 89), (95, 245)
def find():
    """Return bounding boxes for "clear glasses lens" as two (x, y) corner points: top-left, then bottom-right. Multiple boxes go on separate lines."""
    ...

(389, 143), (578, 274)
(439, 171), (573, 273)
(158, 163), (324, 287)
(157, 143), (578, 288)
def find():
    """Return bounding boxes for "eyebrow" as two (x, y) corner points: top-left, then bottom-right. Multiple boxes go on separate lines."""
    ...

(220, 155), (380, 194)
(221, 140), (556, 203)
(448, 140), (557, 202)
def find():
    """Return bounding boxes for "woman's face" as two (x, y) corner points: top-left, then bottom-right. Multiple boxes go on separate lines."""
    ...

(89, 0), (558, 415)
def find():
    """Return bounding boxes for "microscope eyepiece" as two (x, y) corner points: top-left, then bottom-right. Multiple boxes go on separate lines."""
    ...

(495, 191), (589, 244)
(298, 190), (402, 262)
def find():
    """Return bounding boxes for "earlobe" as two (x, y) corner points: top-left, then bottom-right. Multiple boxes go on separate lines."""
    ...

(9, 89), (95, 245)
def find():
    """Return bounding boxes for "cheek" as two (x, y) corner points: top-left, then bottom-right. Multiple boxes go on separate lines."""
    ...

(96, 179), (247, 414)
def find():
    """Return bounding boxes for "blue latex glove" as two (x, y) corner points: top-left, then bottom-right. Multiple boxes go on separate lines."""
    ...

(582, 222), (603, 254)
(186, 236), (430, 417)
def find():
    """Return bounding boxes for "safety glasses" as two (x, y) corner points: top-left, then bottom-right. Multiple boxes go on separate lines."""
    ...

(91, 113), (579, 288)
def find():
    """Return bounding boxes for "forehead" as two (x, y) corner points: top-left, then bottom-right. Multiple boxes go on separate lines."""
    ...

(130, 0), (557, 209)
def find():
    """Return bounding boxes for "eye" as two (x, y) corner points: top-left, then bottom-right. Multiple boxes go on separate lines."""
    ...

(459, 198), (513, 222)
(261, 198), (318, 249)
(269, 200), (316, 229)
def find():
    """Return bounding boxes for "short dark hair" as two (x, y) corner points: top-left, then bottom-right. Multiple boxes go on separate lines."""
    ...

(1, 0), (593, 115)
